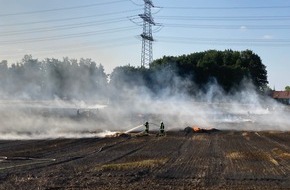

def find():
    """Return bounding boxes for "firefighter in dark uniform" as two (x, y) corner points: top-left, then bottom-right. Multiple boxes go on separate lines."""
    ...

(144, 121), (149, 134)
(159, 121), (165, 136)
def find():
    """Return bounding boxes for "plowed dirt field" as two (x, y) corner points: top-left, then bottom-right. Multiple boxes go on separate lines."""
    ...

(0, 130), (289, 189)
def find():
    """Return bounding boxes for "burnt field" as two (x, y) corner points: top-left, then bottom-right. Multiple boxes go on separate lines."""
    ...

(0, 130), (289, 189)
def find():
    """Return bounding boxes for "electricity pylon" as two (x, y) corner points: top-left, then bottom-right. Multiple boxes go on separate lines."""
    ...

(139, 0), (155, 67)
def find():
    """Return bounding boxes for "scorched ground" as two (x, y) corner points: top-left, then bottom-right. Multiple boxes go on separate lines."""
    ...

(0, 130), (289, 189)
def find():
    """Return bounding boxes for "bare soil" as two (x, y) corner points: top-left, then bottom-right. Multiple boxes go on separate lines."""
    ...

(0, 130), (289, 189)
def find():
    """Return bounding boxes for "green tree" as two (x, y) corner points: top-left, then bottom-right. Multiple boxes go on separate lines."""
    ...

(0, 60), (8, 97)
(285, 86), (290, 91)
(239, 50), (268, 91)
(151, 49), (268, 93)
(21, 55), (43, 98)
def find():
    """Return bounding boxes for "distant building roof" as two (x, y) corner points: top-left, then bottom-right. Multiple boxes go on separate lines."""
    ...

(272, 91), (290, 99)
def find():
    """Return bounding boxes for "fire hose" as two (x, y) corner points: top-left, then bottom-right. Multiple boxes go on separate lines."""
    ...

(149, 123), (160, 127)
(0, 156), (56, 161)
(0, 156), (56, 170)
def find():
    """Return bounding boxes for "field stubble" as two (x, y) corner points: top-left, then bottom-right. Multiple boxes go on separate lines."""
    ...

(0, 130), (289, 189)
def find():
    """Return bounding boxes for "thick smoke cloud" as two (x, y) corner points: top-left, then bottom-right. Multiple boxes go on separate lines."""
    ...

(0, 56), (289, 139)
(107, 67), (289, 132)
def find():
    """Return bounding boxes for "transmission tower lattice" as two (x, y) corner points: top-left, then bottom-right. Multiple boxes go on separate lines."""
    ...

(139, 0), (155, 67)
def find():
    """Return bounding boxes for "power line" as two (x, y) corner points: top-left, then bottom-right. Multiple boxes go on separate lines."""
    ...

(128, 0), (143, 6)
(2, 37), (137, 58)
(4, 14), (288, 38)
(3, 1), (290, 63)
(0, 26), (139, 45)
(157, 36), (290, 46)
(157, 15), (290, 21)
(0, 18), (129, 37)
(163, 5), (290, 10)
(163, 23), (290, 30)
(0, 0), (129, 17)
(158, 36), (290, 42)
(158, 40), (290, 47)
(0, 9), (141, 27)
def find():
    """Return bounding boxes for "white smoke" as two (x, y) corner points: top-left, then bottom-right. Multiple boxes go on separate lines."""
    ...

(104, 73), (290, 132)
(0, 100), (110, 140)
(0, 66), (289, 140)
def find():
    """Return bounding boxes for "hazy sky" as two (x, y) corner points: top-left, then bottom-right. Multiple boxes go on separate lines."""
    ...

(0, 0), (290, 90)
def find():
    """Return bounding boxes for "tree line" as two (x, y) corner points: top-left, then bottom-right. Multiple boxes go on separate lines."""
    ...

(0, 55), (108, 100)
(0, 49), (269, 101)
(110, 49), (269, 97)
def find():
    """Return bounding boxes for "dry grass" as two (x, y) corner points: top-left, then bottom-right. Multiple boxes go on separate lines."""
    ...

(272, 148), (290, 159)
(226, 151), (279, 165)
(242, 132), (248, 136)
(98, 158), (168, 171)
(226, 152), (244, 159)
(192, 135), (207, 141)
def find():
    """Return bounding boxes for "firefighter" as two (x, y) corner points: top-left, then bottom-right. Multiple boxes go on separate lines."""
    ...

(159, 121), (165, 136)
(144, 121), (149, 134)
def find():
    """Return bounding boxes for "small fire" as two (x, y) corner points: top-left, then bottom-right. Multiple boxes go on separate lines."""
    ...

(191, 125), (219, 133)
(193, 126), (202, 132)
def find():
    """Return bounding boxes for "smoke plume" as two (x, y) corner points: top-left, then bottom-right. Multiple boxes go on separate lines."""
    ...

(0, 58), (289, 140)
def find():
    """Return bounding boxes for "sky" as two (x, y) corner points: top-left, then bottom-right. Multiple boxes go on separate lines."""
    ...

(0, 0), (290, 90)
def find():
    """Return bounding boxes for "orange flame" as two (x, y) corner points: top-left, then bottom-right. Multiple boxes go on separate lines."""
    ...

(192, 126), (201, 132)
